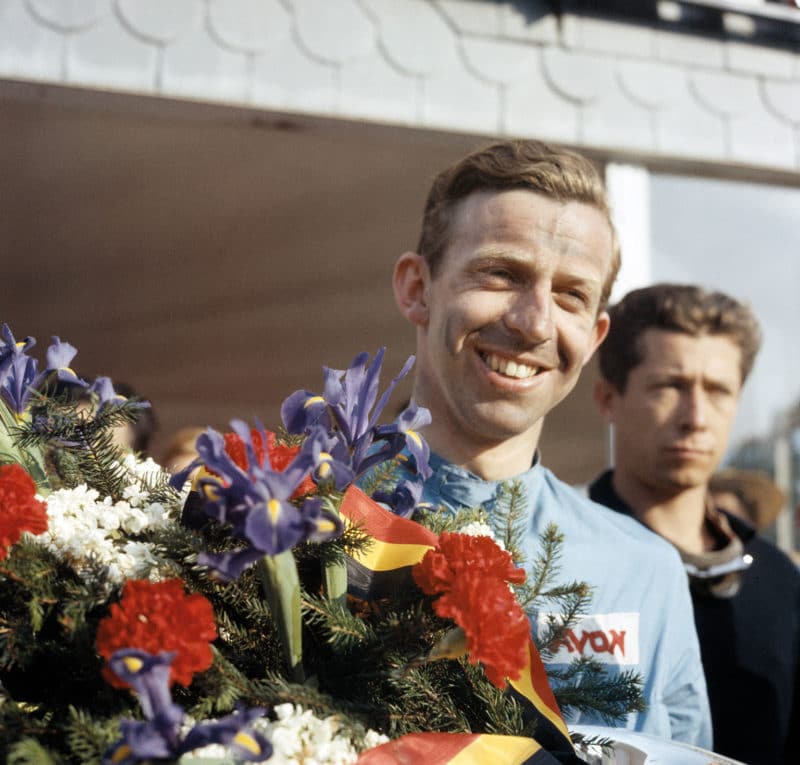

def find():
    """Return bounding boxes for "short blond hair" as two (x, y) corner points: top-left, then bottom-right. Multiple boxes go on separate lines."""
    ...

(417, 139), (621, 310)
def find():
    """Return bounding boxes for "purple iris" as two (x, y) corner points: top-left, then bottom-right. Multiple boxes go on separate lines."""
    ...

(87, 375), (150, 414)
(280, 349), (431, 481)
(306, 427), (356, 490)
(0, 325), (87, 415)
(371, 476), (425, 519)
(175, 420), (343, 581)
(0, 324), (34, 372)
(0, 351), (39, 416)
(102, 649), (271, 764)
(373, 400), (432, 480)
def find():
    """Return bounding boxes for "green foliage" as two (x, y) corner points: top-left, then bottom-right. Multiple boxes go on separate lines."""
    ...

(548, 658), (647, 725)
(64, 707), (120, 765)
(468, 481), (644, 726)
(6, 737), (62, 765)
(17, 392), (163, 502)
(0, 393), (645, 762)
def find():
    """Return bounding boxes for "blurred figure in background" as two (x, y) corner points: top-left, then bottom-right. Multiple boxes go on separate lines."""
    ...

(50, 378), (157, 457)
(709, 467), (786, 534)
(108, 381), (157, 456)
(591, 283), (800, 765)
(160, 426), (205, 477)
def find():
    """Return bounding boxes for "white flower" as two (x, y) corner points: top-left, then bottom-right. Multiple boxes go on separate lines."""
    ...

(120, 507), (149, 534)
(35, 456), (180, 586)
(184, 704), (388, 764)
(457, 521), (505, 549)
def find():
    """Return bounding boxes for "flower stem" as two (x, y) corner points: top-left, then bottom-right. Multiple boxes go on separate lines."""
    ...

(0, 407), (50, 495)
(322, 558), (348, 607)
(257, 551), (305, 683)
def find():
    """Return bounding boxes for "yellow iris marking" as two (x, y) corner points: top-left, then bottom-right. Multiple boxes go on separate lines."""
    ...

(268, 499), (281, 522)
(233, 731), (261, 754)
(111, 744), (133, 763)
(318, 453), (332, 479)
(317, 520), (336, 532)
(123, 656), (144, 672)
(407, 430), (422, 448)
(304, 396), (325, 408)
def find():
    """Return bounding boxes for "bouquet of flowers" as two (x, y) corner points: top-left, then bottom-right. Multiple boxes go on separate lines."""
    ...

(0, 324), (643, 765)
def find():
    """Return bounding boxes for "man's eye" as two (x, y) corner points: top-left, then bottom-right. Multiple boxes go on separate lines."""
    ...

(556, 289), (588, 309)
(479, 268), (515, 284)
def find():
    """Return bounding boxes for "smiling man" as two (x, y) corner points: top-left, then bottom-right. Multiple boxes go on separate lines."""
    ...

(590, 283), (800, 764)
(392, 141), (711, 746)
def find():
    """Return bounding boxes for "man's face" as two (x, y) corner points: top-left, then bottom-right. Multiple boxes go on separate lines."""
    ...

(599, 329), (743, 494)
(398, 188), (612, 454)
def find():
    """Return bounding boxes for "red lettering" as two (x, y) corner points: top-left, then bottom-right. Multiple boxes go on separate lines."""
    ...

(572, 630), (591, 654)
(549, 625), (629, 657)
(588, 631), (609, 653)
(608, 630), (626, 656)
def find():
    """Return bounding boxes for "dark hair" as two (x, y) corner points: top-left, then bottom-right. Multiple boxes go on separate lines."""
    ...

(416, 139), (621, 310)
(48, 378), (157, 455)
(113, 381), (157, 455)
(599, 283), (762, 392)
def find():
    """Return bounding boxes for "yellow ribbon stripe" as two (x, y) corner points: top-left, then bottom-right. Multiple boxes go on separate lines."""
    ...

(345, 532), (433, 571)
(508, 645), (572, 744)
(449, 734), (544, 764)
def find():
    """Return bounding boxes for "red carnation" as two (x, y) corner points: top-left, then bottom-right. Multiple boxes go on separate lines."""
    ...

(413, 533), (526, 593)
(224, 429), (314, 498)
(413, 532), (529, 687)
(96, 578), (217, 688)
(224, 430), (267, 471)
(0, 463), (48, 561)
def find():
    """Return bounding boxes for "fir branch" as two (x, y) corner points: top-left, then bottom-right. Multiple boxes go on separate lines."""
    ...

(302, 593), (373, 653)
(520, 523), (566, 603)
(491, 480), (530, 563)
(382, 659), (472, 735)
(528, 582), (594, 662)
(459, 661), (525, 737)
(244, 671), (375, 742)
(549, 658), (646, 725)
(64, 706), (119, 765)
(569, 732), (616, 753)
(15, 396), (146, 502)
(358, 460), (400, 499)
(0, 696), (57, 760)
(6, 738), (61, 765)
(413, 505), (487, 535)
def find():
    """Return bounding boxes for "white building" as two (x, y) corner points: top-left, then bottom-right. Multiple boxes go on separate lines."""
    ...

(2, 0), (799, 543)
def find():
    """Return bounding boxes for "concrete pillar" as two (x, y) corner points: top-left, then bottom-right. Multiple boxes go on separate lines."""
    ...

(605, 163), (652, 303)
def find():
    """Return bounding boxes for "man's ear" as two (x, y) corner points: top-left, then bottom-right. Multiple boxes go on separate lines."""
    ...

(593, 377), (618, 421)
(583, 310), (610, 366)
(393, 251), (430, 327)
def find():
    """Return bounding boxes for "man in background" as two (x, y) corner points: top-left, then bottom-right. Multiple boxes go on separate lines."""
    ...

(591, 283), (800, 764)
(709, 467), (785, 534)
(392, 140), (710, 745)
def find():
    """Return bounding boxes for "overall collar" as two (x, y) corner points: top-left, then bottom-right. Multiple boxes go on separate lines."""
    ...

(427, 450), (543, 512)
(590, 470), (753, 599)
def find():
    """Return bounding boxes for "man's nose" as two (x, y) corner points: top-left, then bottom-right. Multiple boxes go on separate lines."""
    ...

(503, 282), (553, 343)
(680, 386), (709, 430)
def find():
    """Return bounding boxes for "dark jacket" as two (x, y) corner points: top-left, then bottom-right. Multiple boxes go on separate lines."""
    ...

(590, 470), (800, 765)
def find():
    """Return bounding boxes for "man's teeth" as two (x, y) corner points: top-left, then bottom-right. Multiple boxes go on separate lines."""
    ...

(483, 353), (539, 379)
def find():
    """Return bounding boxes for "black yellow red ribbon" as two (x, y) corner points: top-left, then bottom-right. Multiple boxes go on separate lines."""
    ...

(339, 487), (581, 764)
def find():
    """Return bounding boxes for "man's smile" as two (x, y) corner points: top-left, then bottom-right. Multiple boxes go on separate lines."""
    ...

(477, 350), (551, 381)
